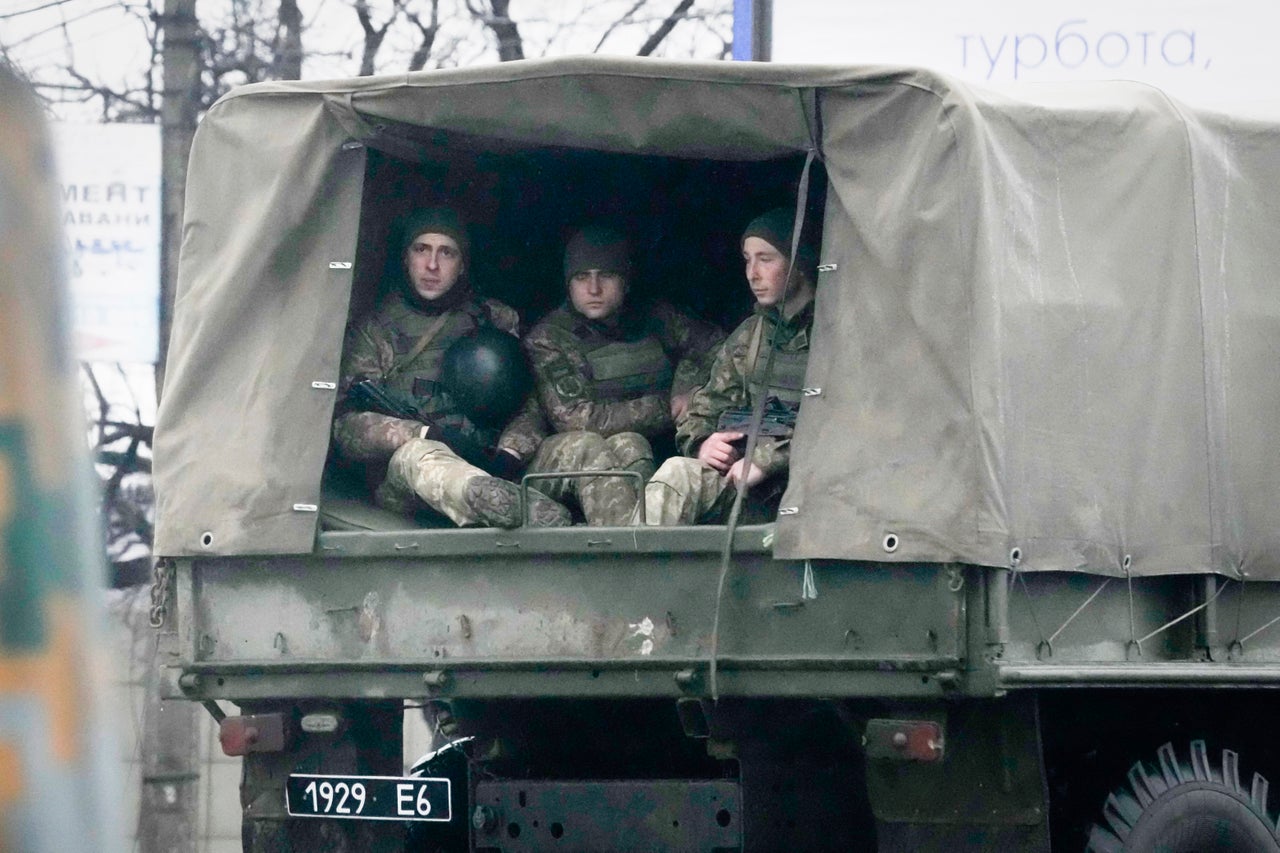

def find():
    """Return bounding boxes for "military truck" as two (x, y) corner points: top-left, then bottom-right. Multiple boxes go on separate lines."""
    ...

(152, 57), (1280, 851)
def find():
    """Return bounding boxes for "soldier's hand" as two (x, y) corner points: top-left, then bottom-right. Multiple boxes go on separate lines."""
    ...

(697, 431), (744, 473)
(670, 393), (690, 421)
(726, 458), (766, 488)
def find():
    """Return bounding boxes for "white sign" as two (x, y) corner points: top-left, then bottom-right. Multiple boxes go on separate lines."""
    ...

(772, 0), (1280, 117)
(54, 123), (161, 364)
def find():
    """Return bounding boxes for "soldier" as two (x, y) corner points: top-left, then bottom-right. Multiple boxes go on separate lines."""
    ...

(523, 225), (723, 525)
(643, 207), (817, 525)
(332, 207), (569, 528)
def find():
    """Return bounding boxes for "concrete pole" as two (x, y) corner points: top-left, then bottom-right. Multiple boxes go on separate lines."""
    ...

(140, 7), (202, 850)
(155, 0), (200, 401)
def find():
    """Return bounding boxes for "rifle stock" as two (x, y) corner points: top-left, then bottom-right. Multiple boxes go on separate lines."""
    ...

(345, 379), (515, 479)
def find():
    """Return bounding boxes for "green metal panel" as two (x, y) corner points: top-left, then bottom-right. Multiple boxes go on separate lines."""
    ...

(174, 532), (967, 701)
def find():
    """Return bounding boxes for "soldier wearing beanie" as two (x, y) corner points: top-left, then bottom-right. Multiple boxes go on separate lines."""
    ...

(333, 207), (569, 529)
(522, 224), (724, 526)
(643, 206), (819, 526)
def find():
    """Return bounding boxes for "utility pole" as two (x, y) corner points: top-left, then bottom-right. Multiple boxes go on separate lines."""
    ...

(141, 5), (201, 851)
(156, 0), (200, 399)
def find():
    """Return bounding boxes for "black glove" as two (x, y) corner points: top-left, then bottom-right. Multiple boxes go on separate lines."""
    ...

(485, 448), (526, 482)
(424, 422), (491, 472)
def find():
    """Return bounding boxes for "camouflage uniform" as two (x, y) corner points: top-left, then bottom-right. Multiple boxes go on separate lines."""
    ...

(524, 300), (723, 525)
(644, 300), (813, 525)
(333, 291), (560, 527)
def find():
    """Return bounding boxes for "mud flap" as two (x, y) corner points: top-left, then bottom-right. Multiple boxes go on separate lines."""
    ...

(865, 695), (1050, 853)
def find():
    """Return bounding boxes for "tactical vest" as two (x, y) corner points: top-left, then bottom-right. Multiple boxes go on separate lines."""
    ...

(744, 315), (809, 405)
(375, 299), (497, 441)
(552, 310), (675, 402)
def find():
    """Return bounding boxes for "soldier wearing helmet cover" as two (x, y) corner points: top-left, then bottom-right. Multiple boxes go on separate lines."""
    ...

(332, 207), (569, 528)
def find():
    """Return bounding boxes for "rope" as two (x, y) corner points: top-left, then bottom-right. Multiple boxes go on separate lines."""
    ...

(709, 149), (817, 701)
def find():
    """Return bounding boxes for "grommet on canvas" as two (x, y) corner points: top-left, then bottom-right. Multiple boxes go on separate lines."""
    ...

(200, 531), (214, 548)
(882, 533), (900, 553)
(1009, 547), (1022, 567)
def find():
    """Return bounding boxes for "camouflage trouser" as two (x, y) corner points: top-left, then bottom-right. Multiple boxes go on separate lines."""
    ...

(642, 456), (730, 526)
(380, 437), (491, 526)
(644, 458), (788, 526)
(526, 431), (652, 526)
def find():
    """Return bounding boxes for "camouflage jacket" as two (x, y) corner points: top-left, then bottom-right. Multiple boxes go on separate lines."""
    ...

(332, 293), (545, 463)
(524, 300), (723, 439)
(676, 300), (814, 478)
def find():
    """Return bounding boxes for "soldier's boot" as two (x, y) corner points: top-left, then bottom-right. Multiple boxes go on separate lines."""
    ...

(462, 476), (571, 529)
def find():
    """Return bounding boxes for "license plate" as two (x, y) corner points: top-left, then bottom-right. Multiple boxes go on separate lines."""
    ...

(286, 773), (452, 822)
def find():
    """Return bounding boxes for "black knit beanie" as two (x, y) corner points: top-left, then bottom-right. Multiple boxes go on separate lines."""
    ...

(742, 207), (818, 282)
(564, 225), (633, 284)
(399, 207), (471, 263)
(396, 207), (472, 312)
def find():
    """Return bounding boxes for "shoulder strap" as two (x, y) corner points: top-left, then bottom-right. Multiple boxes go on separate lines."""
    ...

(386, 311), (450, 379)
(743, 315), (766, 395)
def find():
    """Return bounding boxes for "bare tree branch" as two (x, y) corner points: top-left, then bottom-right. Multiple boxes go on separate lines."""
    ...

(352, 0), (404, 76)
(637, 0), (694, 56)
(469, 0), (524, 62)
(405, 0), (442, 72)
(0, 0), (81, 20)
(4, 2), (121, 49)
(592, 0), (647, 53)
(82, 363), (110, 431)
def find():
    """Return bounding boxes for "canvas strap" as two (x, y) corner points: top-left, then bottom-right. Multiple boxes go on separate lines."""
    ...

(711, 147), (818, 701)
(743, 315), (766, 396)
(386, 312), (450, 380)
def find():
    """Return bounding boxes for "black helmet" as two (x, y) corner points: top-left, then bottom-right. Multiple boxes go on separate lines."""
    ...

(440, 327), (533, 428)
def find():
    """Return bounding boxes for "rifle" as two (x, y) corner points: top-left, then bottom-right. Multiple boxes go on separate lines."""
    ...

(715, 395), (799, 438)
(346, 378), (426, 423)
(345, 379), (518, 479)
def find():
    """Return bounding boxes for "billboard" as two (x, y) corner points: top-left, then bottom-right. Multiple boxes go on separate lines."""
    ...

(53, 123), (161, 364)
(771, 0), (1280, 116)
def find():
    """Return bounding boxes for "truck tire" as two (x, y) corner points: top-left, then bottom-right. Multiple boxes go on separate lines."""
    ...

(1086, 740), (1280, 852)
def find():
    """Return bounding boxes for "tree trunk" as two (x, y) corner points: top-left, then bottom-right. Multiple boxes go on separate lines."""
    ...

(277, 0), (303, 79)
(488, 0), (525, 62)
(637, 0), (694, 56)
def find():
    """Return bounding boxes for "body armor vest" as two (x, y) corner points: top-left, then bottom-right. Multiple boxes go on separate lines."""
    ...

(376, 298), (498, 442)
(552, 310), (675, 402)
(744, 315), (809, 405)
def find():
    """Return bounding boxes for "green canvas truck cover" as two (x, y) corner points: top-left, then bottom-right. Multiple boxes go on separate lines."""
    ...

(153, 57), (1280, 580)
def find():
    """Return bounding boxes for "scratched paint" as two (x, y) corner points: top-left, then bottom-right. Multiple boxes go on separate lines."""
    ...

(630, 616), (656, 656)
